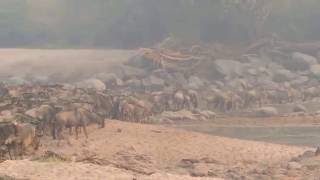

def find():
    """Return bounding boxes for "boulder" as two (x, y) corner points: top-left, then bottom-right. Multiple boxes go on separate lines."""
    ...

(158, 110), (206, 122)
(119, 65), (147, 80)
(247, 68), (258, 76)
(151, 69), (172, 81)
(317, 51), (320, 62)
(290, 76), (309, 86)
(126, 53), (160, 71)
(75, 79), (106, 91)
(5, 77), (29, 85)
(256, 79), (278, 89)
(0, 110), (13, 122)
(190, 163), (211, 177)
(94, 73), (123, 87)
(254, 107), (279, 117)
(142, 76), (165, 91)
(293, 52), (318, 65)
(188, 76), (205, 90)
(124, 79), (143, 92)
(0, 83), (8, 97)
(172, 72), (188, 87)
(214, 59), (245, 78)
(25, 108), (38, 118)
(293, 104), (307, 113)
(227, 79), (247, 90)
(193, 59), (226, 80)
(290, 52), (317, 71)
(272, 69), (296, 82)
(113, 150), (157, 175)
(28, 75), (49, 85)
(94, 73), (117, 82)
(193, 110), (216, 119)
(272, 52), (317, 71)
(310, 64), (320, 78)
(287, 162), (302, 170)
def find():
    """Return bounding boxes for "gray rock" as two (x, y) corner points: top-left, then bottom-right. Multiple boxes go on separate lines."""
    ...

(272, 52), (317, 71)
(151, 69), (172, 80)
(119, 65), (146, 79)
(124, 79), (143, 91)
(310, 64), (320, 78)
(258, 66), (268, 74)
(287, 162), (302, 170)
(75, 78), (106, 91)
(290, 76), (309, 86)
(214, 59), (245, 78)
(188, 76), (205, 90)
(197, 110), (216, 119)
(293, 52), (318, 65)
(247, 68), (258, 76)
(5, 77), (29, 85)
(301, 150), (315, 159)
(94, 73), (124, 87)
(114, 78), (124, 86)
(0, 83), (8, 97)
(172, 72), (188, 87)
(227, 79), (248, 90)
(273, 69), (296, 82)
(291, 52), (317, 71)
(293, 104), (307, 113)
(317, 51), (320, 62)
(33, 76), (50, 84)
(190, 163), (211, 177)
(126, 54), (157, 70)
(142, 76), (165, 91)
(94, 73), (118, 82)
(193, 59), (226, 80)
(254, 107), (279, 117)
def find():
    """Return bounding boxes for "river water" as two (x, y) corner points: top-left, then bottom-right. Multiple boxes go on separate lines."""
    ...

(171, 123), (320, 147)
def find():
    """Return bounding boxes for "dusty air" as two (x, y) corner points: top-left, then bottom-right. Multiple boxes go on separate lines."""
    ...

(1, 0), (320, 179)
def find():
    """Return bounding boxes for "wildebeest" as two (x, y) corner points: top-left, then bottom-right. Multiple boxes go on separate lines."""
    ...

(54, 108), (88, 142)
(150, 92), (170, 113)
(25, 104), (60, 139)
(0, 122), (16, 159)
(0, 83), (8, 97)
(54, 105), (105, 143)
(4, 122), (39, 160)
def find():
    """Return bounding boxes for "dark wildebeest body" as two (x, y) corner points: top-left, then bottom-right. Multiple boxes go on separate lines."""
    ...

(4, 123), (39, 160)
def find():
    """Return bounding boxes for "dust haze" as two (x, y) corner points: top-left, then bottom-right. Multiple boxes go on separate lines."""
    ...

(2, 1), (320, 179)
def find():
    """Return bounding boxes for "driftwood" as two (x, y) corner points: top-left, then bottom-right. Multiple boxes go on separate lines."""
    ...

(275, 41), (320, 56)
(140, 48), (202, 62)
(245, 39), (320, 56)
(244, 38), (274, 54)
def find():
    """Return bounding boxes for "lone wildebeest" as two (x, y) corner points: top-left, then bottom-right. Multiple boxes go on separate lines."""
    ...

(54, 105), (105, 144)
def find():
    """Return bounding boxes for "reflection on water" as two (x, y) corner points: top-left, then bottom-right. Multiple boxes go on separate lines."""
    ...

(172, 123), (320, 147)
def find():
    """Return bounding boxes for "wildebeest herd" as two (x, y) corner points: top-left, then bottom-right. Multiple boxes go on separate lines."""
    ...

(1, 75), (320, 160)
(0, 83), (201, 160)
(2, 43), (320, 161)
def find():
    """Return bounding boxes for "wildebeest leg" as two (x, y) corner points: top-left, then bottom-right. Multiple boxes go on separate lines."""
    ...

(83, 125), (88, 139)
(17, 143), (23, 160)
(7, 146), (13, 160)
(57, 127), (67, 146)
(51, 123), (56, 140)
(101, 119), (105, 128)
(69, 126), (72, 135)
(75, 126), (79, 140)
